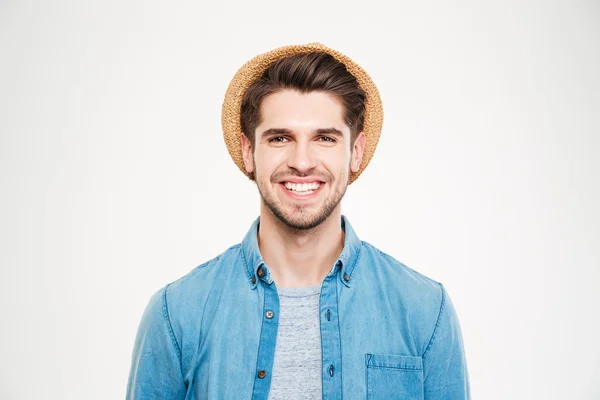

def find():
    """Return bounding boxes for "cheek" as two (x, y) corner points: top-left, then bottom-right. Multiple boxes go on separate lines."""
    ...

(323, 148), (351, 169)
(331, 163), (350, 189)
(254, 150), (281, 178)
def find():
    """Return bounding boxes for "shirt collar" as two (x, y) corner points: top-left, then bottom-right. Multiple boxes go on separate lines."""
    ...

(241, 215), (362, 289)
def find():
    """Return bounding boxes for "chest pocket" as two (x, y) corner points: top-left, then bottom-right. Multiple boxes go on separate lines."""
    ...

(366, 353), (424, 400)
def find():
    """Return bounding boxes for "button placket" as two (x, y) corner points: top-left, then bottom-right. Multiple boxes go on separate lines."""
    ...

(251, 278), (279, 400)
(319, 274), (343, 399)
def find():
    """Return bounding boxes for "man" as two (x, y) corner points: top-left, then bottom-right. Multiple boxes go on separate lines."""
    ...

(127, 43), (470, 399)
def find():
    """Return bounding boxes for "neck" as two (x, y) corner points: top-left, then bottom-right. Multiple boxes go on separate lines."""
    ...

(257, 206), (344, 289)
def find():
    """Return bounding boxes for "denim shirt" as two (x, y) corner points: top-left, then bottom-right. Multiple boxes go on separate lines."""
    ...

(127, 216), (470, 399)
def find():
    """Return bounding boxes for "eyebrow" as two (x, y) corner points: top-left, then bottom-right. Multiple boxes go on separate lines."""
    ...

(260, 127), (344, 138)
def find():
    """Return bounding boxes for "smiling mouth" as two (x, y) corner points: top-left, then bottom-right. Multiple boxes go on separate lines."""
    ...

(282, 181), (322, 195)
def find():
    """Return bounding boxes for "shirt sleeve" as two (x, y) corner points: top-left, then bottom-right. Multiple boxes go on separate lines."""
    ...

(126, 286), (187, 399)
(422, 284), (471, 399)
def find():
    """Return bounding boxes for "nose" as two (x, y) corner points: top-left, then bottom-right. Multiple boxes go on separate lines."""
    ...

(286, 140), (318, 174)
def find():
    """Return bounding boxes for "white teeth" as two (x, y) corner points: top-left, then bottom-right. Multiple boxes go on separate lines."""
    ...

(283, 182), (321, 192)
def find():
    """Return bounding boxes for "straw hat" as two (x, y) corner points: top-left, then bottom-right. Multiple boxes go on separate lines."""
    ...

(221, 42), (383, 184)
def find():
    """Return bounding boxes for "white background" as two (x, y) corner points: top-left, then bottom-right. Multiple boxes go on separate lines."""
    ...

(1, 0), (599, 399)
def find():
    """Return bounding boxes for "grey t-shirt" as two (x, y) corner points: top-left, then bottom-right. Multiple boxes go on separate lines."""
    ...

(268, 285), (322, 400)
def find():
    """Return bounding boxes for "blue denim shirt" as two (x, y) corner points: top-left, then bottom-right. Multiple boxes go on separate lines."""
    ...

(127, 216), (470, 399)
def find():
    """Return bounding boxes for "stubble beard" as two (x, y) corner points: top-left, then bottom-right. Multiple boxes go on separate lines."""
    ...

(255, 169), (350, 231)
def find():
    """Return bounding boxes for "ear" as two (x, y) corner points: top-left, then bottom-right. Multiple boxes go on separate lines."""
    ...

(240, 133), (255, 174)
(350, 132), (366, 173)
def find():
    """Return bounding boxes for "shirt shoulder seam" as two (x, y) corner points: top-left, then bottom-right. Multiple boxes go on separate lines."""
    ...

(162, 284), (183, 366)
(421, 282), (446, 359)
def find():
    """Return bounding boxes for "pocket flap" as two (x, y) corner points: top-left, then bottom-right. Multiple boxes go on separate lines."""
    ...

(365, 353), (423, 370)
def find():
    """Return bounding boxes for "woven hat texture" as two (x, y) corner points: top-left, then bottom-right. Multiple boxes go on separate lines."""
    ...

(221, 42), (383, 184)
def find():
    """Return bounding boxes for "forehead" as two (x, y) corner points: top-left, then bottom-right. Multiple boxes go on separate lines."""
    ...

(257, 90), (348, 133)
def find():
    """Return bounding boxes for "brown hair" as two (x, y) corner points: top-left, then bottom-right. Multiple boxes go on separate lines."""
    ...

(240, 51), (366, 148)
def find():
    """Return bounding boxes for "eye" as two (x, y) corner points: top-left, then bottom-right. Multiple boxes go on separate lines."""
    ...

(268, 136), (289, 143)
(317, 136), (336, 143)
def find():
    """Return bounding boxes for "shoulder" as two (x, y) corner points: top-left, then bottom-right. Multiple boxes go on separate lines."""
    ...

(358, 241), (446, 346)
(157, 243), (245, 308)
(360, 240), (443, 296)
(139, 244), (246, 339)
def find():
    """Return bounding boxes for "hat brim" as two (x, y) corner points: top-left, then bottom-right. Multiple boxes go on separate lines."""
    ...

(221, 42), (383, 184)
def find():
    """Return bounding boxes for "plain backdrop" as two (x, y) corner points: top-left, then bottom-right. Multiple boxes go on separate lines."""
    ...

(1, 0), (599, 399)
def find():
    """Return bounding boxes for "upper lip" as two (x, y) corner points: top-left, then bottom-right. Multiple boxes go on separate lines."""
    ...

(280, 178), (326, 184)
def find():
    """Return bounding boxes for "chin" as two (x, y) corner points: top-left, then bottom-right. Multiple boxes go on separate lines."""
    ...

(257, 177), (343, 231)
(278, 214), (329, 231)
(270, 204), (336, 231)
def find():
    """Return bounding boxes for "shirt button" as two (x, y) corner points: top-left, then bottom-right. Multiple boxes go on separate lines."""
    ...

(265, 310), (274, 319)
(257, 267), (265, 278)
(257, 370), (267, 379)
(251, 276), (257, 284)
(343, 273), (350, 282)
